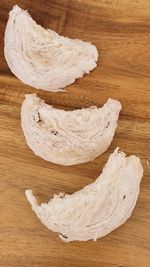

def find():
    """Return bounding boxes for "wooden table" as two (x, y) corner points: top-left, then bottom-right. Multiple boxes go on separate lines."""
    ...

(0, 1), (150, 266)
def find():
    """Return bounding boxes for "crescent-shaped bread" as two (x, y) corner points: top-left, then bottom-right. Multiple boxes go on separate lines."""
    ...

(4, 5), (98, 92)
(25, 148), (143, 242)
(21, 94), (121, 165)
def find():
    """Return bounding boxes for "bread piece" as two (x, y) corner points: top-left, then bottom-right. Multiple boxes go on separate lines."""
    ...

(21, 94), (121, 165)
(26, 148), (143, 242)
(4, 5), (98, 92)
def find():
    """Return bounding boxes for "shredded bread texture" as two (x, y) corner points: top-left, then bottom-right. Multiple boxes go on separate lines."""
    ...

(25, 148), (143, 242)
(21, 94), (121, 165)
(4, 5), (98, 92)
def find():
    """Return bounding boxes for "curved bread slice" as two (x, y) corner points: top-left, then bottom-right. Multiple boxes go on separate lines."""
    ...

(4, 5), (98, 92)
(26, 148), (143, 242)
(21, 94), (121, 165)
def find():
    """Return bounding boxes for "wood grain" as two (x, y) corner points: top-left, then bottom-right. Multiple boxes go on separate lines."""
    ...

(0, 0), (150, 266)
